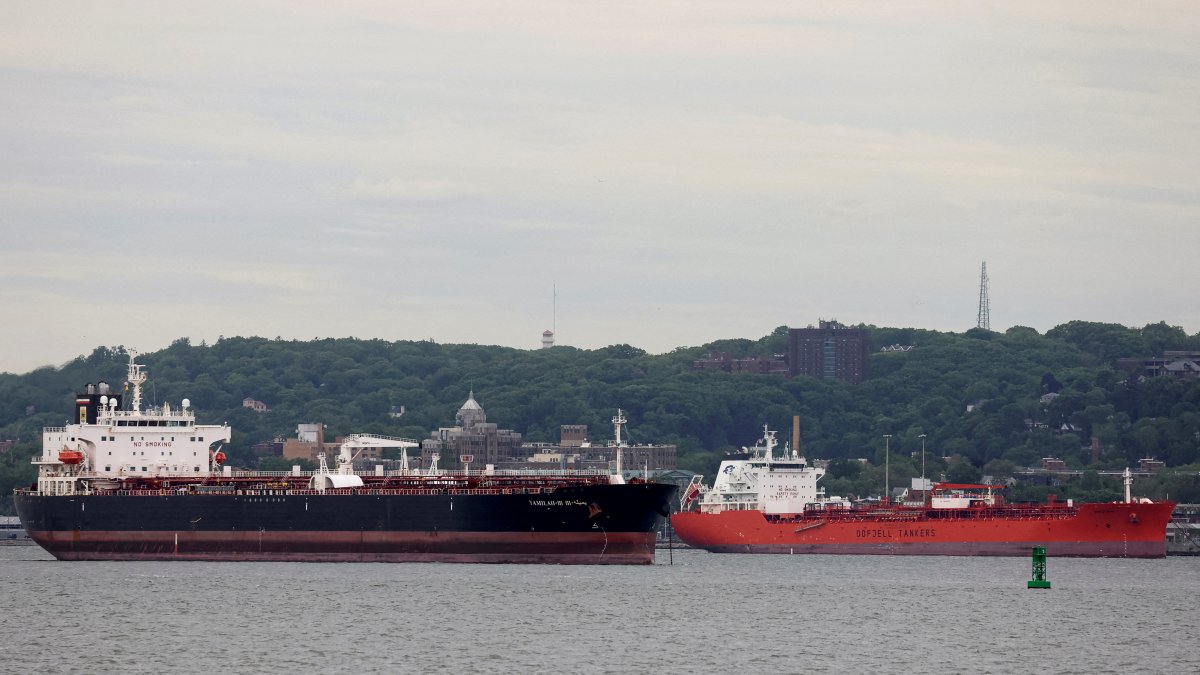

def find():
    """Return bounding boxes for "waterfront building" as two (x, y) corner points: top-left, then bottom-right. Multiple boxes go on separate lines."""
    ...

(421, 392), (524, 471)
(497, 424), (676, 472)
(282, 424), (331, 463)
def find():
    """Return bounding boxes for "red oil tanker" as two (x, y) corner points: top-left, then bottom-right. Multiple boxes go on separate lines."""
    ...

(672, 428), (1175, 558)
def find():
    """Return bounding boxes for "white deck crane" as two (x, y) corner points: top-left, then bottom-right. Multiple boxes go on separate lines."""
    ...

(311, 434), (420, 491)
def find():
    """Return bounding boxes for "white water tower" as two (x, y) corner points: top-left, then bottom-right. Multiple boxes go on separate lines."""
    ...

(541, 329), (555, 349)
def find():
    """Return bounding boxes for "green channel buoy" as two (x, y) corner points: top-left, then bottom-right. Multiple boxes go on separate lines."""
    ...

(1027, 546), (1051, 589)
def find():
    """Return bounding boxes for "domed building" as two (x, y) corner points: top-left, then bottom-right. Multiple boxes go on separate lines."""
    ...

(421, 391), (523, 471)
(455, 390), (486, 429)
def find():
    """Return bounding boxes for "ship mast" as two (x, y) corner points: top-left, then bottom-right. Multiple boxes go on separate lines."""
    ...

(126, 350), (147, 413)
(611, 409), (627, 485)
(762, 425), (775, 463)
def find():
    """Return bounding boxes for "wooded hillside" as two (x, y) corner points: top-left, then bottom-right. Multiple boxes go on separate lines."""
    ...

(4, 320), (1200, 512)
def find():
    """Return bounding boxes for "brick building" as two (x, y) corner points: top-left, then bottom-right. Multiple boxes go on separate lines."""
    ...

(497, 424), (676, 472)
(788, 320), (869, 384)
(692, 351), (789, 375)
(420, 392), (524, 471)
(242, 397), (270, 413)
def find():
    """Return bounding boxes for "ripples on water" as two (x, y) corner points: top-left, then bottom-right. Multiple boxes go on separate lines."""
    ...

(2, 546), (1195, 674)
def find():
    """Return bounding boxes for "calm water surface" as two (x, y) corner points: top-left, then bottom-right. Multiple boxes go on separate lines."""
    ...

(1, 546), (1195, 674)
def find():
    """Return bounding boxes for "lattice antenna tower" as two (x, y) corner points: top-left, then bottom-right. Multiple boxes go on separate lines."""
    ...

(976, 261), (991, 331)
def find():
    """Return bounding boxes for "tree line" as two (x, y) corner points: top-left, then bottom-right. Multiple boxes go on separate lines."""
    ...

(2, 320), (1199, 513)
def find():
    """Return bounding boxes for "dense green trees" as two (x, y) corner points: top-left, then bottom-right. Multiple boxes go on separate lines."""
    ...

(0, 441), (37, 514)
(3, 320), (1200, 513)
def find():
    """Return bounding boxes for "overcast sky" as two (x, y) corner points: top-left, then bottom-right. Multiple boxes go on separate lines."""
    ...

(2, 2), (1198, 374)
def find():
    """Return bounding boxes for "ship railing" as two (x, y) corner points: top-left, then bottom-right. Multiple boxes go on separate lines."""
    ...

(792, 504), (1083, 523)
(43, 426), (67, 433)
(451, 468), (611, 477)
(343, 433), (422, 445)
(229, 470), (318, 478)
(83, 485), (573, 498)
(110, 489), (179, 496)
(98, 409), (197, 419)
(217, 468), (614, 479)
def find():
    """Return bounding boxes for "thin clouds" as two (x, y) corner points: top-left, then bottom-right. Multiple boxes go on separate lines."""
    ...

(0, 2), (1198, 373)
(330, 177), (483, 203)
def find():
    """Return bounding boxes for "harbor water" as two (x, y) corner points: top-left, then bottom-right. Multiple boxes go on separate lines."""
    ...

(2, 546), (1196, 674)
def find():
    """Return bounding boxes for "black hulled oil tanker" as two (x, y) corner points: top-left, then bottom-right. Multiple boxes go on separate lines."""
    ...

(14, 354), (674, 564)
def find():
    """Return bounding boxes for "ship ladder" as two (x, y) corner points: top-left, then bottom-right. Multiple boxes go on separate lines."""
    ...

(795, 520), (827, 533)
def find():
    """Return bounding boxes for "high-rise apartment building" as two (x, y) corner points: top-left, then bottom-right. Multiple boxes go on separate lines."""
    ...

(788, 320), (869, 384)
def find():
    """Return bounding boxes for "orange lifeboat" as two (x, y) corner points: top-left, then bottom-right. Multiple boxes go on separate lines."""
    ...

(59, 450), (84, 465)
(212, 450), (227, 465)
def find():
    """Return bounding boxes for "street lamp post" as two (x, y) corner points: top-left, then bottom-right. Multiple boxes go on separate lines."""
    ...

(883, 434), (892, 503)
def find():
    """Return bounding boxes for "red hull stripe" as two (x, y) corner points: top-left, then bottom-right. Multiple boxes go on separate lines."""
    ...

(27, 530), (657, 565)
(697, 541), (1166, 558)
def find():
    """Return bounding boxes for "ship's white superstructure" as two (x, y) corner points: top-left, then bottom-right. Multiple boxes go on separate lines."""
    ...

(696, 426), (849, 515)
(35, 352), (231, 495)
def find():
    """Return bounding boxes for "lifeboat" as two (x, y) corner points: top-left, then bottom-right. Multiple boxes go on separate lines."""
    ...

(212, 450), (227, 465)
(58, 450), (84, 465)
